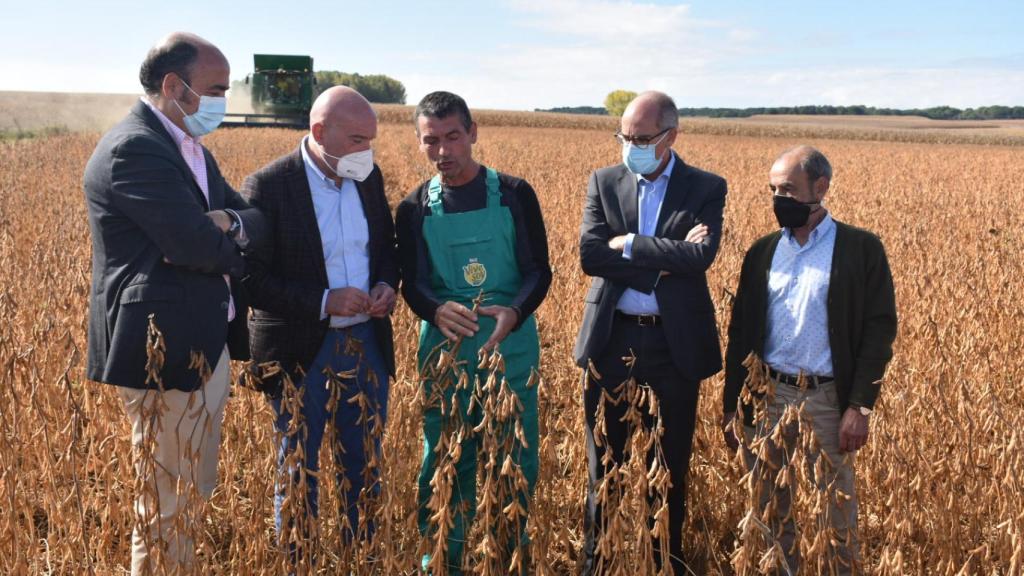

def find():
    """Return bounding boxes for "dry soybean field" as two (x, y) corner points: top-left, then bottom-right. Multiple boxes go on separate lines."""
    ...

(1, 108), (1022, 574)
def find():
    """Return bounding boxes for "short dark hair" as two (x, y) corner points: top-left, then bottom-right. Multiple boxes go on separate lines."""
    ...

(139, 39), (199, 96)
(785, 145), (832, 184)
(414, 91), (473, 132)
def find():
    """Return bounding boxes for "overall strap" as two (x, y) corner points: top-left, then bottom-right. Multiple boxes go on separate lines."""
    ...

(427, 174), (445, 215)
(484, 167), (501, 208)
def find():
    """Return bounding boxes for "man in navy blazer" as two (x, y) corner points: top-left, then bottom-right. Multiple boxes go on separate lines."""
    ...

(574, 91), (727, 574)
(83, 32), (263, 575)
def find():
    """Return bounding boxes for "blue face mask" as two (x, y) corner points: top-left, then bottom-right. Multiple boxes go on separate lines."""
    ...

(621, 129), (670, 175)
(173, 80), (226, 137)
(623, 143), (663, 175)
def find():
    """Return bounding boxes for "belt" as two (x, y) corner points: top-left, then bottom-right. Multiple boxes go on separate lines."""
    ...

(615, 311), (661, 327)
(328, 320), (369, 331)
(768, 367), (833, 389)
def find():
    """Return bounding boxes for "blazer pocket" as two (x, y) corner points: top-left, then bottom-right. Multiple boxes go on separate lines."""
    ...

(119, 283), (184, 304)
(249, 311), (288, 326)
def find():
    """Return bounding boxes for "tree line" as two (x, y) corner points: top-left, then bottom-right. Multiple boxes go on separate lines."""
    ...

(674, 105), (1024, 120)
(315, 71), (406, 105)
(537, 102), (1024, 121)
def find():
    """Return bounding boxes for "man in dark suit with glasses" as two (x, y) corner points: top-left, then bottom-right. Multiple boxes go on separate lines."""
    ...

(575, 90), (728, 574)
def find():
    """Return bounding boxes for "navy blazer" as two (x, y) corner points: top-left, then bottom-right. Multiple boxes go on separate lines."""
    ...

(240, 149), (399, 397)
(574, 152), (727, 381)
(83, 100), (264, 391)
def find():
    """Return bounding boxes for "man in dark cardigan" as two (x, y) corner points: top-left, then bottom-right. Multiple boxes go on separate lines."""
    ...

(722, 145), (897, 574)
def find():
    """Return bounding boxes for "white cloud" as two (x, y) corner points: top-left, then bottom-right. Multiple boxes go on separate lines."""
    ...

(401, 1), (1024, 110)
(399, 0), (760, 109)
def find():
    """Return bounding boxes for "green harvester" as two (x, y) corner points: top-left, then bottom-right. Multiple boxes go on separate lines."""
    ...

(222, 54), (315, 128)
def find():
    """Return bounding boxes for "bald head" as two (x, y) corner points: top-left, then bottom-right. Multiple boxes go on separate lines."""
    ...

(308, 86), (377, 180)
(310, 86), (375, 131)
(140, 32), (226, 96)
(623, 91), (679, 131)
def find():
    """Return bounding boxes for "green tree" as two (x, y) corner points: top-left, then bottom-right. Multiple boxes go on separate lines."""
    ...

(315, 71), (407, 104)
(604, 90), (638, 117)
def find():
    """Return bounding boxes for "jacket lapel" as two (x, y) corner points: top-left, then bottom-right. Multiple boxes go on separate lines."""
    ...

(655, 153), (688, 236)
(617, 168), (639, 234)
(287, 150), (329, 286)
(202, 148), (219, 210)
(354, 174), (379, 284)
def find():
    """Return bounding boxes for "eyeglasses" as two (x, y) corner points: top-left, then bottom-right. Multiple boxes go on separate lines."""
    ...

(614, 127), (671, 149)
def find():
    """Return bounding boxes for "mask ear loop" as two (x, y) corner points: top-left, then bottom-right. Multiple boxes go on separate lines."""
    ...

(170, 75), (197, 119)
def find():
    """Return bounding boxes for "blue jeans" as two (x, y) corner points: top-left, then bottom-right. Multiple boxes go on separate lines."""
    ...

(270, 322), (389, 544)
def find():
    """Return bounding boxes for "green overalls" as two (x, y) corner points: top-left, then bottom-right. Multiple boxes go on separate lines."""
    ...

(416, 168), (539, 574)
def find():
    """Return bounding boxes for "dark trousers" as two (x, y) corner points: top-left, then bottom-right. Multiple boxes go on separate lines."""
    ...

(582, 317), (700, 575)
(270, 322), (389, 546)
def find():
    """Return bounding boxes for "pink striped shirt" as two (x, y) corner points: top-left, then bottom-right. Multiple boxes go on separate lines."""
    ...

(143, 97), (235, 321)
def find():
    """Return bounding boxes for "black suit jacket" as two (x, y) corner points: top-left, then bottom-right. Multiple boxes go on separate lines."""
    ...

(574, 153), (727, 381)
(83, 100), (264, 391)
(723, 219), (897, 422)
(241, 148), (399, 396)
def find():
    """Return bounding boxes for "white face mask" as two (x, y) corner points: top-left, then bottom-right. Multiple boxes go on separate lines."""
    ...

(172, 79), (226, 137)
(320, 145), (374, 182)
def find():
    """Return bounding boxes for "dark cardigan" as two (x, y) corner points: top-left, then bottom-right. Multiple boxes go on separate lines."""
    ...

(723, 219), (898, 420)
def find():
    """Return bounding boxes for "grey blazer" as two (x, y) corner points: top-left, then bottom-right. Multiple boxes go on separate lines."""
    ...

(574, 152), (727, 381)
(83, 100), (264, 391)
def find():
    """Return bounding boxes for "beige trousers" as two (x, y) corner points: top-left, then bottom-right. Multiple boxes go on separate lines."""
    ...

(743, 378), (860, 575)
(118, 347), (230, 575)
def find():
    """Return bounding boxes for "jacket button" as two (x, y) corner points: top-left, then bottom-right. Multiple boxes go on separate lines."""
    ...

(221, 301), (229, 310)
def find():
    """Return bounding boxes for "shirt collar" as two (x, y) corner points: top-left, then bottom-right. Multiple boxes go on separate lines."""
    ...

(636, 151), (676, 185)
(300, 135), (338, 186)
(142, 96), (196, 148)
(782, 211), (835, 243)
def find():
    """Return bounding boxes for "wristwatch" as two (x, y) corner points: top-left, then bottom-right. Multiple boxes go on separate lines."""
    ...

(855, 405), (872, 416)
(225, 210), (242, 239)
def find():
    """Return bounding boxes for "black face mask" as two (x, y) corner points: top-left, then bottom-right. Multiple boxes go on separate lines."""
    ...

(773, 195), (820, 228)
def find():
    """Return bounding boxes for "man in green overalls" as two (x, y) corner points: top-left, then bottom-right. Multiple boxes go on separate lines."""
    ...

(395, 91), (551, 574)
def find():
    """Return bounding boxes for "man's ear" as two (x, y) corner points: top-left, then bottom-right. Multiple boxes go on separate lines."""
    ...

(814, 176), (830, 200)
(469, 121), (478, 144)
(161, 73), (183, 102)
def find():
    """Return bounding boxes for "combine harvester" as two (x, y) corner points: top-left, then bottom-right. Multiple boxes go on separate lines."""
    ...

(222, 54), (315, 128)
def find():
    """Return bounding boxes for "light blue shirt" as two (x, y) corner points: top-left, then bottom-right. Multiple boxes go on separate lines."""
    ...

(617, 153), (676, 315)
(764, 212), (836, 376)
(301, 136), (371, 328)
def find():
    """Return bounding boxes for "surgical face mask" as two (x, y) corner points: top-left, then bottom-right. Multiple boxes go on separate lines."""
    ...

(773, 195), (821, 229)
(621, 130), (670, 175)
(173, 79), (226, 137)
(320, 145), (374, 182)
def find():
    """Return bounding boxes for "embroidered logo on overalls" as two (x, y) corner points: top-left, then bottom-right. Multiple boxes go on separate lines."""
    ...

(463, 259), (487, 287)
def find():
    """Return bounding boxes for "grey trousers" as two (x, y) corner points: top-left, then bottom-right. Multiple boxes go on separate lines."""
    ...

(743, 378), (860, 575)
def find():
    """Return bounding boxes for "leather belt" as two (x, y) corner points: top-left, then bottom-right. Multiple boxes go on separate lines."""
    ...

(615, 311), (661, 327)
(768, 367), (833, 389)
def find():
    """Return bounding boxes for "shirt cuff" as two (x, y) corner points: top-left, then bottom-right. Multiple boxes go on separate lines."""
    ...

(320, 289), (330, 320)
(622, 233), (636, 260)
(224, 208), (249, 249)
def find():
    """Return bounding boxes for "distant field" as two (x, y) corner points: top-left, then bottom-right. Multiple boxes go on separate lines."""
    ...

(4, 91), (1024, 146)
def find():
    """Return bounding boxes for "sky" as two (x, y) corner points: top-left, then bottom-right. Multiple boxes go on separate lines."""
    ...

(2, 0), (1022, 110)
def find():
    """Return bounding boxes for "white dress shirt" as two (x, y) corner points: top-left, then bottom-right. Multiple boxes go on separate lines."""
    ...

(300, 136), (372, 328)
(617, 152), (676, 315)
(763, 212), (836, 376)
